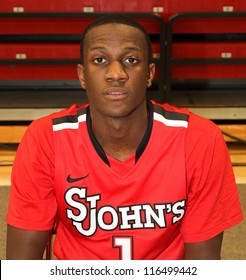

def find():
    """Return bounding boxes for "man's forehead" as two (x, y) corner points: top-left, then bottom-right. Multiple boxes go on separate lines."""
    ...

(84, 23), (146, 45)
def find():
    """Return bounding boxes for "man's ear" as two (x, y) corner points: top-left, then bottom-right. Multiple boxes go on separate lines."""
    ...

(77, 64), (86, 89)
(147, 63), (156, 88)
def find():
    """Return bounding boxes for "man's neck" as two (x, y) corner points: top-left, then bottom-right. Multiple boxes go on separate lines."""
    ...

(90, 104), (148, 162)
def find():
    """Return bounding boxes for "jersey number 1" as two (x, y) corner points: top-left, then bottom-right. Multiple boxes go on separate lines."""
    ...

(112, 236), (134, 260)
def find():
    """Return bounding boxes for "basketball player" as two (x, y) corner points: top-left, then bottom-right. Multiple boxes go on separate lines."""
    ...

(6, 15), (243, 260)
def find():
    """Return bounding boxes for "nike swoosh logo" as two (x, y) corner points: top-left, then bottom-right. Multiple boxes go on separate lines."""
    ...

(67, 173), (89, 183)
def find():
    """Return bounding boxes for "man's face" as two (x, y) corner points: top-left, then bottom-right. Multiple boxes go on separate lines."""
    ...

(77, 23), (155, 119)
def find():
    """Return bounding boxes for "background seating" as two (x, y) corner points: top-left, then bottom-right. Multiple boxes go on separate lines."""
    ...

(0, 1), (246, 121)
(165, 12), (246, 114)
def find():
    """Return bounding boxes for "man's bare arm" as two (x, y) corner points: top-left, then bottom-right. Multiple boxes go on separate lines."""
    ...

(6, 225), (52, 260)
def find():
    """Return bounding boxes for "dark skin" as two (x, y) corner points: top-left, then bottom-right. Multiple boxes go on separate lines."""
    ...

(184, 233), (223, 259)
(6, 23), (224, 259)
(6, 227), (52, 259)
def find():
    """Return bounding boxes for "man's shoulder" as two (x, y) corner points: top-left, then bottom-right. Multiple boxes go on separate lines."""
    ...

(28, 104), (88, 134)
(153, 101), (217, 129)
(32, 104), (87, 125)
(152, 100), (189, 116)
(51, 104), (87, 121)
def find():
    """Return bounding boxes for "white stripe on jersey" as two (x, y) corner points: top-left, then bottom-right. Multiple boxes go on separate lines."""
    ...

(78, 114), (87, 123)
(153, 112), (188, 128)
(53, 112), (187, 131)
(53, 114), (86, 131)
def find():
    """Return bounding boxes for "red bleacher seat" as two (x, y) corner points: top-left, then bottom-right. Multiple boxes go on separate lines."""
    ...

(172, 41), (246, 80)
(0, 16), (94, 34)
(0, 64), (77, 79)
(171, 16), (246, 34)
(172, 42), (246, 59)
(168, 12), (246, 80)
(0, 14), (162, 36)
(167, 0), (246, 19)
(28, 0), (100, 12)
(0, 0), (166, 14)
(0, 43), (79, 60)
(98, 0), (165, 13)
(0, 0), (100, 12)
(172, 64), (246, 79)
(1, 1), (245, 17)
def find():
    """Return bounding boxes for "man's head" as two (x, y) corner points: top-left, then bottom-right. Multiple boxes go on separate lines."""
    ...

(77, 14), (155, 119)
(80, 14), (153, 65)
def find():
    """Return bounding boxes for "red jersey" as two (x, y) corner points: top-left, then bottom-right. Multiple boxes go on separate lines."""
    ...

(7, 101), (243, 259)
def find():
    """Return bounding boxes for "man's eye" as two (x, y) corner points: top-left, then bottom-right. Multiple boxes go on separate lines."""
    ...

(93, 57), (106, 64)
(125, 57), (138, 64)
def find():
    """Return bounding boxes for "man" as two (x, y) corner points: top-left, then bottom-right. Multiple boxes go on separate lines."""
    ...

(6, 14), (243, 260)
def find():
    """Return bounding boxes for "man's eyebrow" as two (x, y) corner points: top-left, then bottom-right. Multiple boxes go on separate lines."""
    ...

(124, 46), (142, 51)
(89, 46), (143, 52)
(89, 46), (106, 51)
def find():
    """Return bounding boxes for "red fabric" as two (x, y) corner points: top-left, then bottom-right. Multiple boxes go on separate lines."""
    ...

(7, 101), (243, 259)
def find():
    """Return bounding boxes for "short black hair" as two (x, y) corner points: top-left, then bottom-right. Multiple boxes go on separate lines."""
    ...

(80, 14), (153, 64)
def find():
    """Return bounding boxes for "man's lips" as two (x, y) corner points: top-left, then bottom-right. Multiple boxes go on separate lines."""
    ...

(103, 87), (128, 96)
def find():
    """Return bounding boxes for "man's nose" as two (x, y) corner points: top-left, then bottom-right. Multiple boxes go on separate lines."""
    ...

(105, 61), (128, 82)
